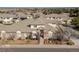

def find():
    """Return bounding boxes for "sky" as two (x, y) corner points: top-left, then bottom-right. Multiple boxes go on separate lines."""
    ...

(0, 0), (79, 7)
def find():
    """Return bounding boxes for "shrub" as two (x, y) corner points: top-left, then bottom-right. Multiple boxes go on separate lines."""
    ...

(71, 17), (79, 30)
(66, 40), (75, 45)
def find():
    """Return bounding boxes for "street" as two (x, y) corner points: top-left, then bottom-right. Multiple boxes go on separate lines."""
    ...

(0, 48), (79, 52)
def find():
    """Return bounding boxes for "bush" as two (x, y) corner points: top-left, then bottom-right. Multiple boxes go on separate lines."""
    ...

(66, 40), (75, 45)
(71, 17), (79, 30)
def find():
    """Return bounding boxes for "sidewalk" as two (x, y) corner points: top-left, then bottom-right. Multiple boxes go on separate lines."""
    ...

(0, 44), (79, 48)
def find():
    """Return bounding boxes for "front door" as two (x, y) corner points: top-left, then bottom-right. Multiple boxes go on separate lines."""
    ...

(40, 30), (44, 38)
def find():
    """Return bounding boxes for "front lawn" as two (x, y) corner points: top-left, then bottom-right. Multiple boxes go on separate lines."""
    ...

(0, 39), (38, 45)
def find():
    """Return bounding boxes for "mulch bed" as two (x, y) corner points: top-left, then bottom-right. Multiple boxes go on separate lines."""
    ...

(44, 39), (75, 45)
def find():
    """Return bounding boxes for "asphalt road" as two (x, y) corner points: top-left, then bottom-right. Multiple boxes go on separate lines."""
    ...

(0, 48), (79, 52)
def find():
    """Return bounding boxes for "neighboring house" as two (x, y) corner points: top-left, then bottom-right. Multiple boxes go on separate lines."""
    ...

(28, 24), (45, 29)
(2, 18), (13, 25)
(26, 15), (33, 19)
(45, 13), (70, 21)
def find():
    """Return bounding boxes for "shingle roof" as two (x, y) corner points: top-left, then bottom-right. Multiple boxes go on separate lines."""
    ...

(0, 13), (71, 33)
(0, 14), (17, 18)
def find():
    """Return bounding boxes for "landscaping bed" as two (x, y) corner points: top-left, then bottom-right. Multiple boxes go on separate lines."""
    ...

(0, 39), (38, 45)
(44, 39), (75, 45)
(0, 39), (75, 45)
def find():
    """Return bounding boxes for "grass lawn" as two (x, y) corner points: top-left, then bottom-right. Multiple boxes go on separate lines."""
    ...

(0, 39), (38, 45)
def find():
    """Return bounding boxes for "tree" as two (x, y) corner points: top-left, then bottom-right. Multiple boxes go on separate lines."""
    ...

(71, 17), (79, 30)
(53, 9), (62, 14)
(42, 10), (49, 15)
(34, 14), (40, 19)
(69, 8), (79, 17)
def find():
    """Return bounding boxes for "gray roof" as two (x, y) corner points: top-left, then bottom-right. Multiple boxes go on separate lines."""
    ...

(0, 13), (71, 33)
(44, 24), (59, 32)
(0, 21), (28, 32)
(44, 13), (69, 17)
(0, 14), (17, 18)
(28, 18), (45, 25)
(0, 19), (42, 32)
(44, 13), (70, 20)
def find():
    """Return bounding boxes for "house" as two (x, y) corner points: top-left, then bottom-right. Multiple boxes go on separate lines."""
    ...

(27, 18), (45, 29)
(44, 13), (70, 22)
(0, 11), (71, 42)
(2, 18), (13, 25)
(26, 15), (33, 19)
